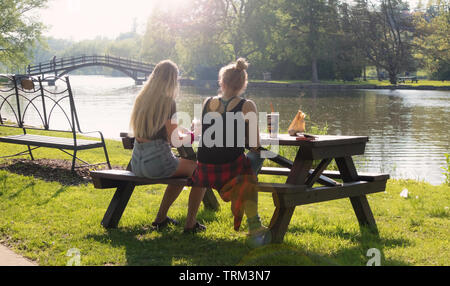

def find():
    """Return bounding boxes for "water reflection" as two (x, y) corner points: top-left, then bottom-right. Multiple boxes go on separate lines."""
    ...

(242, 88), (449, 185)
(1, 75), (448, 185)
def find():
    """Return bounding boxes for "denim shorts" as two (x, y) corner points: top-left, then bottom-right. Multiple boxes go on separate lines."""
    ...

(131, 139), (179, 179)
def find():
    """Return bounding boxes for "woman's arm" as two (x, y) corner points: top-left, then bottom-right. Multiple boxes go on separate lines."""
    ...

(242, 99), (261, 150)
(165, 119), (192, 147)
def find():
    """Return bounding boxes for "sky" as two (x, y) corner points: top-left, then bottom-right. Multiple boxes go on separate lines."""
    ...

(37, 0), (422, 41)
(38, 0), (184, 41)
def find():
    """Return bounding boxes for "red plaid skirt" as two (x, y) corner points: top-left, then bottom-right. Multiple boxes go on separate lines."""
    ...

(190, 154), (257, 231)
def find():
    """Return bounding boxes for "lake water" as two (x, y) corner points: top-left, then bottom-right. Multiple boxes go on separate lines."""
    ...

(4, 75), (450, 185)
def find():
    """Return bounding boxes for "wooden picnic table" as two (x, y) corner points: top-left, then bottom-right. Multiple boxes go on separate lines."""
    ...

(91, 133), (389, 244)
(257, 134), (389, 243)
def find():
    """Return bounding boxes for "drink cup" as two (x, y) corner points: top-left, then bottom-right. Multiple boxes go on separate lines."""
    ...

(267, 112), (279, 138)
(192, 118), (202, 139)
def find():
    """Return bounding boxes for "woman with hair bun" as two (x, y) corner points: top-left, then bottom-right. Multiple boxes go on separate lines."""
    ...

(190, 58), (270, 245)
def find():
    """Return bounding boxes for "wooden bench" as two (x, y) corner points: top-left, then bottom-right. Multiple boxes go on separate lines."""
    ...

(90, 133), (220, 229)
(260, 167), (389, 183)
(0, 75), (111, 171)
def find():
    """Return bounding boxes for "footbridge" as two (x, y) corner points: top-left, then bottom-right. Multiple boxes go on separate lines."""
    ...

(23, 55), (154, 85)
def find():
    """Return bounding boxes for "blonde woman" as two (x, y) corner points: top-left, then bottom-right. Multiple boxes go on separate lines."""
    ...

(130, 60), (206, 232)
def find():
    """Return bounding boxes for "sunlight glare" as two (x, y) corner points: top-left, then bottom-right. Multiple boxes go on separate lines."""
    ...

(40, 0), (192, 40)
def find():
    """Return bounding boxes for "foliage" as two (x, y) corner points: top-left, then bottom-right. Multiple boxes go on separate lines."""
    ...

(0, 0), (48, 71)
(137, 0), (434, 82)
(280, 0), (343, 82)
(345, 0), (417, 84)
(442, 154), (450, 186)
(30, 34), (142, 77)
(3, 0), (449, 83)
(413, 1), (450, 80)
(139, 0), (282, 79)
(106, 33), (142, 59)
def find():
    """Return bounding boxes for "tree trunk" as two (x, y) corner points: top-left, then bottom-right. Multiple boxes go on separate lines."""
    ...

(363, 65), (367, 81)
(311, 56), (319, 83)
(376, 65), (382, 81)
(388, 71), (397, 85)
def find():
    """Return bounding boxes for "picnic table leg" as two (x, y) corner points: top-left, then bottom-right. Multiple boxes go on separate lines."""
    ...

(268, 153), (312, 243)
(202, 188), (220, 211)
(336, 157), (379, 234)
(269, 196), (296, 243)
(349, 195), (378, 233)
(286, 154), (313, 185)
(101, 181), (136, 229)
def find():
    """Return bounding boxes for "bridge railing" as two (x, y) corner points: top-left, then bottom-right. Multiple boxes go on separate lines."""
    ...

(27, 55), (154, 73)
(27, 55), (154, 75)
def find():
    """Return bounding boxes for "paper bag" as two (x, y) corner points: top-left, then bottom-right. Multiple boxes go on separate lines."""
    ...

(288, 110), (306, 136)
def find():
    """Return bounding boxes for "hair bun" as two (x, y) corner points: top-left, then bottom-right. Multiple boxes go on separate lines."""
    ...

(236, 58), (249, 71)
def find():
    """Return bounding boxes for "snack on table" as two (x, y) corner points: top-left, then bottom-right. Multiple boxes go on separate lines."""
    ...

(288, 110), (306, 136)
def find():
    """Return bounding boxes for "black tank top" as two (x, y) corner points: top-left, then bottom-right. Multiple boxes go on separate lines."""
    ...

(197, 97), (247, 164)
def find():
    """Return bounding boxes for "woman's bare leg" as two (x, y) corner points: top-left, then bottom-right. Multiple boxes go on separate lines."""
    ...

(154, 184), (184, 223)
(244, 190), (259, 219)
(170, 158), (197, 178)
(154, 158), (197, 223)
(185, 187), (206, 229)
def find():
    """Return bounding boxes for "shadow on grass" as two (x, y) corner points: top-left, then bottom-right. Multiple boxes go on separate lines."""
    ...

(85, 225), (342, 266)
(37, 186), (70, 206)
(86, 226), (245, 266)
(85, 221), (411, 266)
(287, 225), (412, 266)
(6, 181), (36, 199)
(196, 208), (221, 224)
(0, 159), (101, 186)
(288, 224), (412, 248)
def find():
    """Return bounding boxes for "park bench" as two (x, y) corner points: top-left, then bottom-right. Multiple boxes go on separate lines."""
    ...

(91, 133), (389, 243)
(398, 76), (418, 83)
(0, 75), (111, 171)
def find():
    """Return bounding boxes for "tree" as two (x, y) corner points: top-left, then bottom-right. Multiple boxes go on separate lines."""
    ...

(140, 8), (178, 63)
(281, 0), (341, 82)
(218, 0), (276, 59)
(337, 2), (366, 81)
(172, 0), (232, 78)
(107, 33), (142, 59)
(179, 0), (280, 77)
(0, 0), (47, 70)
(347, 0), (416, 84)
(413, 0), (450, 80)
(140, 0), (280, 78)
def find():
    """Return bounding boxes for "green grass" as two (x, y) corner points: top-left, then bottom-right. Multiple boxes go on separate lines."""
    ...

(442, 154), (450, 186)
(0, 126), (449, 266)
(250, 79), (450, 87)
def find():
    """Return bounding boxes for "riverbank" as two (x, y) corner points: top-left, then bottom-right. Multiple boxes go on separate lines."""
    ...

(180, 79), (450, 91)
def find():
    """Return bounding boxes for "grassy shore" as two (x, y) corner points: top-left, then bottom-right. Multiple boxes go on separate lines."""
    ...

(0, 127), (449, 266)
(250, 79), (450, 87)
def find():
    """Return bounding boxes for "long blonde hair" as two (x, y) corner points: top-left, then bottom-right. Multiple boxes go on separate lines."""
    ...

(130, 60), (179, 139)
